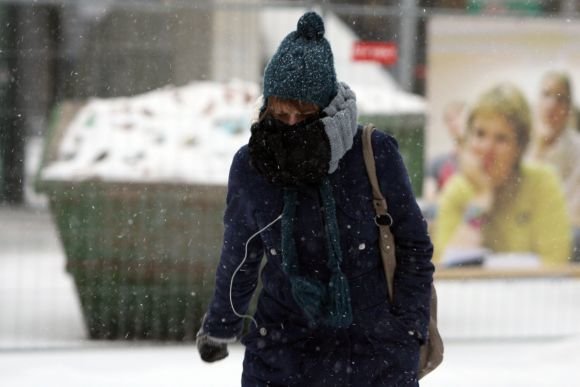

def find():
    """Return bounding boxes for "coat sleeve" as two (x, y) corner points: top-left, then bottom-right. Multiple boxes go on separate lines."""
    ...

(373, 132), (435, 342)
(202, 147), (264, 339)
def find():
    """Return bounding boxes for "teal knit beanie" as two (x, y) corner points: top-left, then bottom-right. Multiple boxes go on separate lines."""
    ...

(263, 11), (338, 108)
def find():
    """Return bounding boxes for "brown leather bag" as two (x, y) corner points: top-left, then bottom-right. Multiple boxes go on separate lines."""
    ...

(362, 124), (444, 379)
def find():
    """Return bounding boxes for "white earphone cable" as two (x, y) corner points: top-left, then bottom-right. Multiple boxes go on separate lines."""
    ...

(229, 213), (283, 329)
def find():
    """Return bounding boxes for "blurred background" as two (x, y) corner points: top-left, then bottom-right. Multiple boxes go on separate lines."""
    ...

(1, 1), (580, 386)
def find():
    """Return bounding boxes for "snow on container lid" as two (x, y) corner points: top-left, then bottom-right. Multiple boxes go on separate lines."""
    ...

(40, 79), (260, 185)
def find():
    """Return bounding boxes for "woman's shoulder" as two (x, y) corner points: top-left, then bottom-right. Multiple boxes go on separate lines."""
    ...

(368, 126), (398, 151)
(559, 128), (580, 152)
(356, 126), (403, 170)
(341, 125), (398, 159)
(519, 162), (564, 196)
(438, 173), (476, 204)
(229, 144), (258, 177)
(232, 144), (250, 164)
(230, 144), (284, 191)
(228, 145), (262, 185)
(520, 161), (560, 182)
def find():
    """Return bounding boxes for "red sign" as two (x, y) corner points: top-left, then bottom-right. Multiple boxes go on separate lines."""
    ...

(352, 41), (398, 65)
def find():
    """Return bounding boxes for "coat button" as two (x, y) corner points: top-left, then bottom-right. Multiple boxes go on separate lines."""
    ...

(259, 327), (268, 336)
(358, 243), (366, 250)
(270, 248), (277, 256)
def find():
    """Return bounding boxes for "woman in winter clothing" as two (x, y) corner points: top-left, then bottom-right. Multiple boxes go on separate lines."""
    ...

(196, 12), (434, 386)
(434, 83), (571, 266)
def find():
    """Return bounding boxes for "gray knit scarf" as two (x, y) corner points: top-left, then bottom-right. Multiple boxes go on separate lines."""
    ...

(322, 82), (358, 174)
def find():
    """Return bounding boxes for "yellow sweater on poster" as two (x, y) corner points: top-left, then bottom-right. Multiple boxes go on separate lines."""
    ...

(434, 162), (572, 265)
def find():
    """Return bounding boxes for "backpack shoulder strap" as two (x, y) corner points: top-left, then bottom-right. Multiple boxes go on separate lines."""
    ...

(362, 125), (385, 205)
(361, 124), (397, 301)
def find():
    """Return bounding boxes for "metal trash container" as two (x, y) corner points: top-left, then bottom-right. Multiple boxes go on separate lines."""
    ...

(36, 102), (227, 340)
(43, 180), (225, 340)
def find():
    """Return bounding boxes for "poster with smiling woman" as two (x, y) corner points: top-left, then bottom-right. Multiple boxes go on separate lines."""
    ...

(426, 15), (579, 268)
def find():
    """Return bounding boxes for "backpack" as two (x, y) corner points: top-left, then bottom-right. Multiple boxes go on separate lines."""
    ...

(362, 124), (444, 379)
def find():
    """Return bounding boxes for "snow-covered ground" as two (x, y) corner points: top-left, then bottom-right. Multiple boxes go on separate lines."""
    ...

(2, 203), (580, 386)
(1, 337), (579, 387)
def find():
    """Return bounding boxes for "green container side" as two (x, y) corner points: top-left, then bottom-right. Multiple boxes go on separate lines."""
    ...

(41, 181), (227, 340)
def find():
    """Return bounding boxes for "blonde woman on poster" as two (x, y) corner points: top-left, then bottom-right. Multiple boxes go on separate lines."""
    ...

(433, 83), (571, 267)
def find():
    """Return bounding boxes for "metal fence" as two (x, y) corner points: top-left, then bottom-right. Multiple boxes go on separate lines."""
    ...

(1, 0), (579, 350)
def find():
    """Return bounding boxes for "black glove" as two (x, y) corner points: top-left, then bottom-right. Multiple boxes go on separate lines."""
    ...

(196, 332), (229, 363)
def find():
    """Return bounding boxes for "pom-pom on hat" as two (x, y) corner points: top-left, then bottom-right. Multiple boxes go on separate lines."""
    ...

(263, 12), (338, 108)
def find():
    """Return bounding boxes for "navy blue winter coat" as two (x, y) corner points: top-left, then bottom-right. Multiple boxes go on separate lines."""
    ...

(203, 127), (434, 386)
